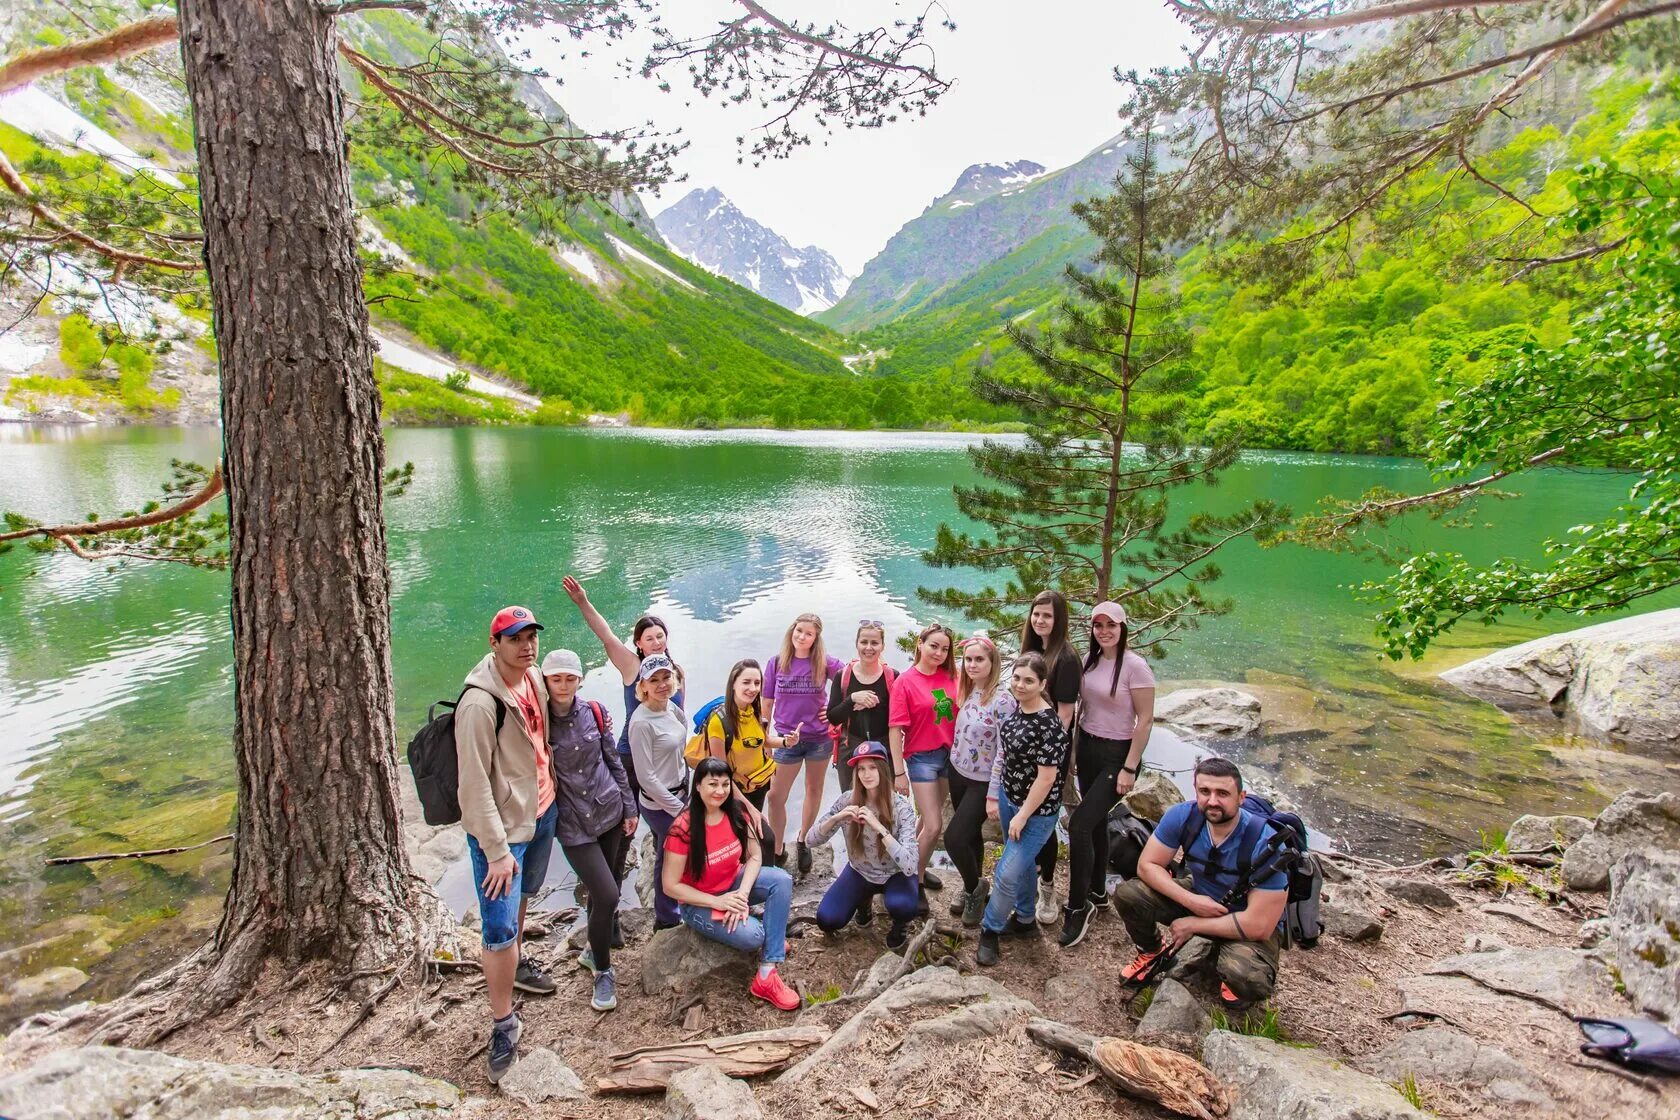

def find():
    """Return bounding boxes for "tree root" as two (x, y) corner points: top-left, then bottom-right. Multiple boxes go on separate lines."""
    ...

(311, 967), (403, 1066)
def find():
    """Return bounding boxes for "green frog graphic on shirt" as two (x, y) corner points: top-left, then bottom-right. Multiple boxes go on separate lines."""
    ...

(931, 687), (955, 724)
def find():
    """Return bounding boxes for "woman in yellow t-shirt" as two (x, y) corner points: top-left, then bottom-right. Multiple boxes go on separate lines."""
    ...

(708, 658), (799, 867)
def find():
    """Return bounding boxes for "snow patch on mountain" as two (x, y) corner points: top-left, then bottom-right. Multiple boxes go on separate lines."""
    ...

(606, 235), (697, 291)
(655, 188), (850, 315)
(931, 160), (1046, 211)
(0, 86), (183, 187)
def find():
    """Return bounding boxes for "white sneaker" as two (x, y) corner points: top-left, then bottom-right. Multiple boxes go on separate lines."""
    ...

(1037, 879), (1058, 924)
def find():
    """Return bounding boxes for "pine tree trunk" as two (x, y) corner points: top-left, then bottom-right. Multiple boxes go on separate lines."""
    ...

(175, 0), (416, 1001)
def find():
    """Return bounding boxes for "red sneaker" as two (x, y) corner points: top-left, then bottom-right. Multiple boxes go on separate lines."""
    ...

(1120, 947), (1166, 984)
(1219, 982), (1253, 1012)
(750, 967), (800, 1011)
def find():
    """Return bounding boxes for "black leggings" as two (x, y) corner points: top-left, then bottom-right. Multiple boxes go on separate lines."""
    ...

(609, 750), (638, 885)
(561, 821), (627, 972)
(945, 769), (1058, 893)
(1065, 730), (1132, 908)
(744, 784), (777, 867)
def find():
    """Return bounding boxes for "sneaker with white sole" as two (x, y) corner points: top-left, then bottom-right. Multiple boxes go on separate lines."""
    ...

(487, 1013), (522, 1084)
(1036, 879), (1058, 924)
(592, 969), (618, 1011)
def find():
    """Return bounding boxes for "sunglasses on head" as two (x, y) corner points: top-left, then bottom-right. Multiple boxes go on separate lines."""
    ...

(859, 618), (884, 628)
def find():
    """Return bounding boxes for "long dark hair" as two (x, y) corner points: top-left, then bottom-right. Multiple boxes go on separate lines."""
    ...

(1020, 590), (1071, 669)
(1083, 620), (1132, 697)
(633, 614), (686, 686)
(683, 757), (752, 882)
(723, 658), (764, 740)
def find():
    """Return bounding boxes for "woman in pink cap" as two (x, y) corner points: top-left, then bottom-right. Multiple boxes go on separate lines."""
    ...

(1057, 599), (1155, 949)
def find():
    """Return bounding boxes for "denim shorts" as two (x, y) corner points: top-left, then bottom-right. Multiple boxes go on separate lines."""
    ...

(772, 735), (833, 764)
(467, 799), (558, 951)
(905, 747), (950, 783)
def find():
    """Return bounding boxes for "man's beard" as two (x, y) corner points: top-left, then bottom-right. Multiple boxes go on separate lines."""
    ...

(1204, 805), (1231, 823)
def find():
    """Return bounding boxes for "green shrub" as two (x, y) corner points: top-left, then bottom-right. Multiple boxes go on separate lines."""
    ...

(58, 315), (104, 371)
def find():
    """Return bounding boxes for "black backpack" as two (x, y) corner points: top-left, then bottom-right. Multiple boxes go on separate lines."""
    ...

(1106, 804), (1157, 880)
(407, 686), (505, 826)
(1178, 794), (1324, 949)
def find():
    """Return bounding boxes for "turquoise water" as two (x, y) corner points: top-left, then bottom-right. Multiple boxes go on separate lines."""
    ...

(1, 424), (1671, 1021)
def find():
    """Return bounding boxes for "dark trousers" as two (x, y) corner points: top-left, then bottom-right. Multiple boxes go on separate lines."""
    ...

(561, 821), (626, 971)
(641, 805), (680, 926)
(610, 750), (638, 883)
(1066, 731), (1131, 909)
(1111, 877), (1283, 1003)
(743, 784), (777, 867)
(945, 769), (989, 894)
(815, 864), (919, 930)
(835, 738), (859, 793)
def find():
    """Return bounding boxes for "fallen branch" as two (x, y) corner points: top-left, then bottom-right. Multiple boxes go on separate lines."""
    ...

(829, 920), (944, 1006)
(1026, 1018), (1229, 1120)
(44, 833), (231, 865)
(1480, 902), (1567, 934)
(598, 1024), (829, 1093)
(1566, 1055), (1663, 1094)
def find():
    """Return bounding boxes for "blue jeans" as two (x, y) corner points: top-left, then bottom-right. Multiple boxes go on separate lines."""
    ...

(905, 747), (949, 783)
(467, 799), (559, 951)
(679, 866), (793, 965)
(815, 864), (919, 931)
(642, 805), (680, 926)
(981, 789), (1058, 933)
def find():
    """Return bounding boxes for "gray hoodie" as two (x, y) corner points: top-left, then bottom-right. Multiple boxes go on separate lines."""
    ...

(455, 654), (547, 864)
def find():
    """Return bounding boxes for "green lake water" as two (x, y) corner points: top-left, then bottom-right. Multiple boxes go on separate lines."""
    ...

(2, 424), (1674, 1023)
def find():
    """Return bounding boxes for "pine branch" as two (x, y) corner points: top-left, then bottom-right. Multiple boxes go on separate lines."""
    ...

(1169, 0), (1541, 37)
(0, 15), (177, 96)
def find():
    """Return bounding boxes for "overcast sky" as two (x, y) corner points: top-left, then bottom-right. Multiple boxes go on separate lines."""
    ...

(518, 2), (1191, 275)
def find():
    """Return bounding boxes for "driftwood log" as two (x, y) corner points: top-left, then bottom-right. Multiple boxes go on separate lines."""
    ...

(1027, 1018), (1230, 1120)
(598, 1024), (830, 1093)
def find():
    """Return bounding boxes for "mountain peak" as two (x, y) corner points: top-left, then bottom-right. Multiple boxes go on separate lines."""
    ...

(933, 160), (1047, 210)
(655, 189), (850, 316)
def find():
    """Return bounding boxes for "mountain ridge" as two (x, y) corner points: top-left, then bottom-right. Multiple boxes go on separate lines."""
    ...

(654, 187), (850, 315)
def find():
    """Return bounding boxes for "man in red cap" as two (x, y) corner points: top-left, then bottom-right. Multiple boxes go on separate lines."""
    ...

(456, 605), (559, 1083)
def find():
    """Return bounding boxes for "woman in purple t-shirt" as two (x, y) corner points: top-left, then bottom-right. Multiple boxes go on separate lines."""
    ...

(762, 612), (844, 876)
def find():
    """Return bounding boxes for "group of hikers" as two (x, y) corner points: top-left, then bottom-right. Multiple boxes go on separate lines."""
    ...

(447, 582), (1296, 1084)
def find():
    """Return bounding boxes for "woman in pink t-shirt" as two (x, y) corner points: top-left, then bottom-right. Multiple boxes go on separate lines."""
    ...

(1058, 599), (1156, 949)
(888, 622), (958, 895)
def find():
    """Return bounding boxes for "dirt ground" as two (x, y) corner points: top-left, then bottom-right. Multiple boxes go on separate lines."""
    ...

(22, 856), (1668, 1120)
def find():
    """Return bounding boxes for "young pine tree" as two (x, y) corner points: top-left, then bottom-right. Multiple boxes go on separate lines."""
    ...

(921, 128), (1286, 653)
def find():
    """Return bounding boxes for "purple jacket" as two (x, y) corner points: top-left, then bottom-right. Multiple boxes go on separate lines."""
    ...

(547, 697), (635, 846)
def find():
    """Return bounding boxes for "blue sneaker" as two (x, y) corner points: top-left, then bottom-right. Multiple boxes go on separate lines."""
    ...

(592, 968), (618, 1012)
(578, 948), (595, 972)
(487, 1013), (521, 1084)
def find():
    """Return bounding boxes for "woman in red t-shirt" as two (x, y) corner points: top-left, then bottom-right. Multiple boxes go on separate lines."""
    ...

(661, 757), (799, 1010)
(888, 622), (959, 900)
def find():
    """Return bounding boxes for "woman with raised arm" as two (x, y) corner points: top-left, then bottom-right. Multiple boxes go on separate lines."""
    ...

(943, 634), (1016, 927)
(1018, 589), (1081, 924)
(661, 757), (800, 1010)
(762, 613), (842, 875)
(809, 742), (921, 949)
(1058, 600), (1155, 947)
(887, 622), (959, 907)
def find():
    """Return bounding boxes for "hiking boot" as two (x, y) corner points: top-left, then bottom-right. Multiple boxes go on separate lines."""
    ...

(922, 868), (944, 891)
(1219, 982), (1253, 1013)
(513, 956), (556, 995)
(948, 889), (969, 918)
(977, 929), (1000, 967)
(961, 880), (990, 928)
(610, 913), (624, 949)
(1036, 879), (1057, 924)
(854, 897), (875, 927)
(796, 840), (813, 876)
(750, 968), (801, 1011)
(1120, 946), (1167, 985)
(886, 919), (910, 951)
(487, 1013), (522, 1084)
(1057, 903), (1093, 949)
(592, 969), (618, 1012)
(1002, 913), (1040, 938)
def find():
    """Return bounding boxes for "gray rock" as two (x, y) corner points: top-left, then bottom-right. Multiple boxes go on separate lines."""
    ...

(637, 830), (658, 907)
(640, 924), (754, 996)
(1505, 814), (1592, 854)
(1202, 1030), (1424, 1120)
(1362, 1027), (1552, 1110)
(0, 1046), (462, 1119)
(1423, 947), (1616, 1016)
(1322, 880), (1387, 942)
(1318, 858), (1358, 884)
(1123, 770), (1184, 822)
(664, 1064), (762, 1120)
(1377, 876), (1457, 910)
(1135, 978), (1211, 1051)
(8, 966), (89, 1002)
(1440, 608), (1680, 750)
(1561, 790), (1680, 891)
(1155, 687), (1262, 738)
(498, 1047), (587, 1105)
(1578, 917), (1611, 949)
(1606, 847), (1680, 1025)
(1165, 935), (1217, 981)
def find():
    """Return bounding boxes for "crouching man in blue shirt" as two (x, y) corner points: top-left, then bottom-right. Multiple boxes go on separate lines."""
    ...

(1112, 757), (1287, 1011)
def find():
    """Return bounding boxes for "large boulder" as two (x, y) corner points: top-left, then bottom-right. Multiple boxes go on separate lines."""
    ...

(1202, 1031), (1423, 1120)
(640, 924), (755, 996)
(1123, 770), (1184, 822)
(1505, 813), (1592, 854)
(0, 1046), (461, 1119)
(1606, 848), (1680, 1025)
(1560, 790), (1680, 891)
(1321, 879), (1388, 942)
(1439, 609), (1680, 750)
(1361, 1027), (1552, 1110)
(1422, 947), (1616, 1016)
(1134, 978), (1211, 1051)
(1155, 688), (1262, 739)
(664, 1064), (763, 1120)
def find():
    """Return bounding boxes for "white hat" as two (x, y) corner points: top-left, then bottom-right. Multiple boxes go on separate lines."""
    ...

(541, 648), (584, 678)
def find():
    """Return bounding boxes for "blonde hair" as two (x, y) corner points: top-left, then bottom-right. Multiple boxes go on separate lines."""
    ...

(844, 757), (896, 866)
(634, 668), (676, 702)
(956, 638), (1001, 707)
(777, 613), (831, 686)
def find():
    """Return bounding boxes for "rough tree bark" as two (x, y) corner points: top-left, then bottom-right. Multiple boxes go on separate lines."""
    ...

(102, 0), (419, 1036)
